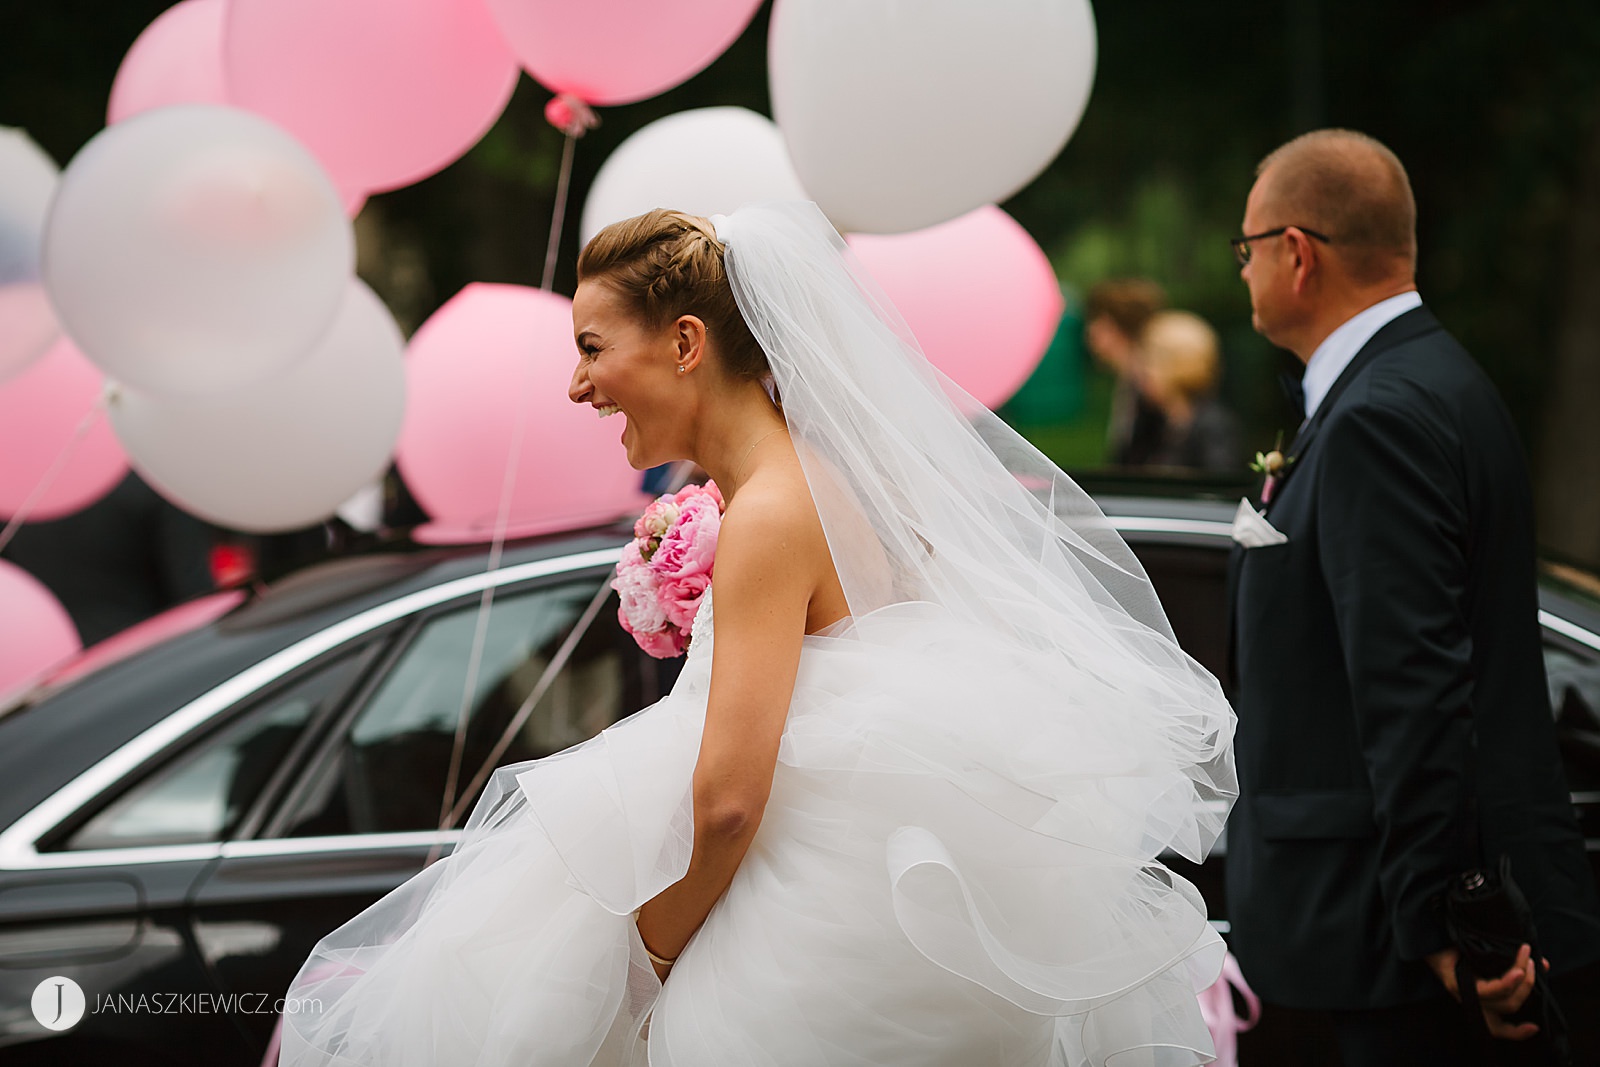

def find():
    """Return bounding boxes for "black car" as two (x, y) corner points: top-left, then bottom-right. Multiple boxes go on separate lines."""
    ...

(1, 495), (1597, 1065)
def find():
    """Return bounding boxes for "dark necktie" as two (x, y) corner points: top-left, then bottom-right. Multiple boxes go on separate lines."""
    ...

(1277, 369), (1306, 420)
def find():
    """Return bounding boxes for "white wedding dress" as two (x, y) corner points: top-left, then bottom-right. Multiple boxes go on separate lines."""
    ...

(281, 589), (1224, 1067)
(281, 202), (1234, 1066)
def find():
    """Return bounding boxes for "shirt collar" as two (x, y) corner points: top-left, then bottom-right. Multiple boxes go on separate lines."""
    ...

(1300, 290), (1422, 419)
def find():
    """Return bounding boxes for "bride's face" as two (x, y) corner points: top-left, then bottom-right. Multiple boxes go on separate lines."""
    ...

(569, 279), (689, 470)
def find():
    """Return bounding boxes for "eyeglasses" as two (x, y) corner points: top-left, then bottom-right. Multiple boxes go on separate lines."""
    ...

(1230, 226), (1331, 267)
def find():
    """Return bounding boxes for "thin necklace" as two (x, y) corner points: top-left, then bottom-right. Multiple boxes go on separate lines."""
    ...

(733, 426), (788, 485)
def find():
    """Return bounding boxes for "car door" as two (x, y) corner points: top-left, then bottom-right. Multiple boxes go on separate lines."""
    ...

(188, 565), (656, 1058)
(1543, 600), (1600, 888)
(1114, 525), (1235, 926)
(0, 647), (374, 1065)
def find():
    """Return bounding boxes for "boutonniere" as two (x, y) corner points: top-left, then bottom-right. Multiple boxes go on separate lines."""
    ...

(1249, 432), (1296, 504)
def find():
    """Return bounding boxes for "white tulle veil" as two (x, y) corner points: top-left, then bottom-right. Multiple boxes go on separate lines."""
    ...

(279, 202), (1241, 1067)
(712, 202), (1235, 861)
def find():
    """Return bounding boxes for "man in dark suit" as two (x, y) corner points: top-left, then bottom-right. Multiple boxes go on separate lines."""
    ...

(1227, 129), (1600, 1065)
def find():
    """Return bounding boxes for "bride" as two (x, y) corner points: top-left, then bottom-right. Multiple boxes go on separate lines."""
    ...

(280, 203), (1236, 1066)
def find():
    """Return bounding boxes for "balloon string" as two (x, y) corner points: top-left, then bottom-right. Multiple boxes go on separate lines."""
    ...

(442, 572), (611, 830)
(0, 389), (110, 556)
(434, 124), (579, 848)
(434, 348), (532, 846)
(540, 130), (578, 292)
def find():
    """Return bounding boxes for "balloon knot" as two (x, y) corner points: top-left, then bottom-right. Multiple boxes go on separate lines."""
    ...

(545, 94), (600, 138)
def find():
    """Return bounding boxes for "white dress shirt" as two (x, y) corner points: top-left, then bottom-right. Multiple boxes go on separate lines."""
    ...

(1300, 290), (1422, 419)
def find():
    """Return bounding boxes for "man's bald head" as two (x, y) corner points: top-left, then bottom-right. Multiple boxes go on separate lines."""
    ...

(1255, 129), (1416, 285)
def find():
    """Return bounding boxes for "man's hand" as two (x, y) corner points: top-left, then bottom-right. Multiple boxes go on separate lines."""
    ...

(1425, 943), (1549, 1041)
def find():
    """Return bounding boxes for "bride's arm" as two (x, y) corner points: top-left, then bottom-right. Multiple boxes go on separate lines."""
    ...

(634, 492), (818, 977)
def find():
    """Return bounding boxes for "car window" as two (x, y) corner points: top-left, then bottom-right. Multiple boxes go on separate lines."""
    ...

(278, 577), (637, 838)
(1124, 542), (1232, 688)
(1548, 641), (1600, 792)
(58, 653), (368, 851)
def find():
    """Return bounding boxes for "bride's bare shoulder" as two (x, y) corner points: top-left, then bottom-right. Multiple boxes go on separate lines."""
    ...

(720, 462), (825, 549)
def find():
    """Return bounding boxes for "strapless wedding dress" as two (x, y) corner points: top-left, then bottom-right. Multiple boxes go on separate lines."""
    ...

(280, 589), (1225, 1066)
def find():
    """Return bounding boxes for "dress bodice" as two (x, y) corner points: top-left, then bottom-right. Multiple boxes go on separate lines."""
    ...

(687, 587), (714, 659)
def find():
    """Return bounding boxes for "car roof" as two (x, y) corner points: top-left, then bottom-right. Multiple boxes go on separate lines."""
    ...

(6, 485), (1597, 835)
(0, 523), (632, 831)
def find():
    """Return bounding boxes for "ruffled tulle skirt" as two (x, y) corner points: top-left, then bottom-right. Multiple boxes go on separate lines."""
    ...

(280, 599), (1234, 1066)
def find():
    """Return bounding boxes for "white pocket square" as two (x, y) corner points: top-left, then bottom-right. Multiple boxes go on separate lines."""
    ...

(1231, 497), (1288, 548)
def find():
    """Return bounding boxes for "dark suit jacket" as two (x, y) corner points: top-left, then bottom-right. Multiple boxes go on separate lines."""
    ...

(1226, 305), (1600, 1010)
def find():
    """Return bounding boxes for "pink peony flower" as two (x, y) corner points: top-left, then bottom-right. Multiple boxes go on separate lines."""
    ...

(613, 550), (667, 635)
(650, 492), (719, 579)
(628, 615), (686, 659)
(634, 496), (681, 540)
(659, 572), (710, 632)
(615, 480), (724, 658)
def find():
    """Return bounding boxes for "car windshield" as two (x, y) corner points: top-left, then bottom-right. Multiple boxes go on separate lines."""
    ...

(0, 590), (246, 718)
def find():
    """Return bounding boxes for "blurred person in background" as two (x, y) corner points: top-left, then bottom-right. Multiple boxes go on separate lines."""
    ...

(1084, 277), (1167, 466)
(1134, 309), (1241, 473)
(1, 471), (216, 645)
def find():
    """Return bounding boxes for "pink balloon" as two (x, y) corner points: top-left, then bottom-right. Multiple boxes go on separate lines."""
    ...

(108, 0), (229, 124)
(397, 284), (645, 544)
(0, 560), (81, 695)
(847, 206), (1064, 410)
(484, 0), (762, 106)
(45, 589), (245, 690)
(0, 282), (60, 384)
(109, 0), (369, 217)
(225, 0), (520, 196)
(0, 337), (129, 521)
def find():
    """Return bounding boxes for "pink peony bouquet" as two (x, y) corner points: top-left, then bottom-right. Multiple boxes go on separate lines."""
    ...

(612, 481), (723, 658)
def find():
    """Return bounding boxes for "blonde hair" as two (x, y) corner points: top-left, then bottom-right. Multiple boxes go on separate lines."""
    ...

(576, 209), (769, 381)
(1140, 310), (1221, 400)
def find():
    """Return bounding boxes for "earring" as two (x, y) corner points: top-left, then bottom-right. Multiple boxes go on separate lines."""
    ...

(677, 365), (687, 374)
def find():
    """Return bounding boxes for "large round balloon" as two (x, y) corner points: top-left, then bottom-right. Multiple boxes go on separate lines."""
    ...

(580, 107), (807, 245)
(397, 284), (643, 543)
(484, 0), (761, 106)
(0, 127), (62, 382)
(0, 560), (80, 695)
(108, 0), (228, 124)
(848, 206), (1063, 409)
(771, 0), (1097, 234)
(109, 280), (406, 533)
(43, 105), (353, 397)
(225, 0), (519, 196)
(109, 0), (367, 219)
(0, 337), (128, 521)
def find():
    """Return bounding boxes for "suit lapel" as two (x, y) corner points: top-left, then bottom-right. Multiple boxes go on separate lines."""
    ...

(1229, 305), (1444, 680)
(1266, 306), (1444, 514)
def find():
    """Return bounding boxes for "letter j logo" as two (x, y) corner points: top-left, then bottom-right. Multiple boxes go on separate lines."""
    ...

(31, 976), (86, 1031)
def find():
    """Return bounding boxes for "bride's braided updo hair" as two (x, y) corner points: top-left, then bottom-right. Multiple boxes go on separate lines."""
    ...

(577, 209), (769, 382)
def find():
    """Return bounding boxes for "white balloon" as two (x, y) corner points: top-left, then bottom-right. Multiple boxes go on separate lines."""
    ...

(580, 107), (808, 246)
(109, 280), (405, 533)
(0, 127), (63, 381)
(770, 0), (1096, 234)
(44, 105), (354, 396)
